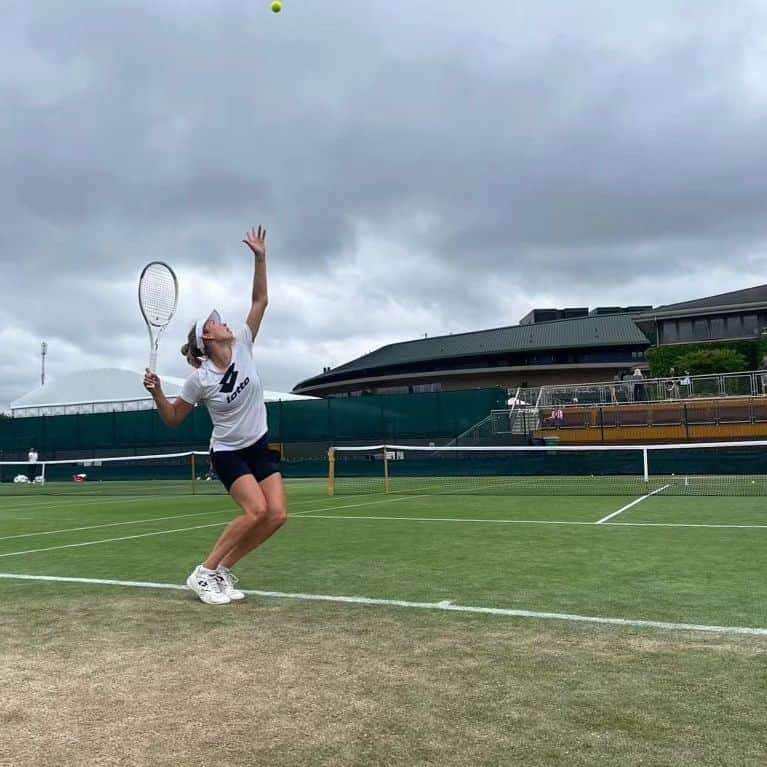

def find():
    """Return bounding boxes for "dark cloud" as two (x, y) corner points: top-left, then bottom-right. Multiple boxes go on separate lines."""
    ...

(2, 0), (767, 408)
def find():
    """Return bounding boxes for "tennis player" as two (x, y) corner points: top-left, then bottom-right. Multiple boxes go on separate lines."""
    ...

(143, 225), (287, 605)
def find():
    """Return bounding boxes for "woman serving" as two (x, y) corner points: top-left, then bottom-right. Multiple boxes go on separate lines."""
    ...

(144, 226), (287, 605)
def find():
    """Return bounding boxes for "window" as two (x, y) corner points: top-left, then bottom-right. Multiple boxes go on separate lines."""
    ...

(376, 385), (409, 395)
(742, 314), (758, 335)
(693, 319), (710, 340)
(710, 317), (725, 338)
(661, 320), (678, 343)
(726, 315), (742, 336)
(677, 320), (695, 341)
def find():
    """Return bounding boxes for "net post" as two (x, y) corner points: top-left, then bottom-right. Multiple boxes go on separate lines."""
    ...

(328, 447), (336, 497)
(643, 448), (649, 484)
(383, 446), (391, 495)
(40, 461), (46, 487)
(191, 453), (197, 496)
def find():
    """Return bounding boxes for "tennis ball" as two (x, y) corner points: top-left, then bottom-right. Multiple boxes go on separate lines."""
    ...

(271, 1), (282, 12)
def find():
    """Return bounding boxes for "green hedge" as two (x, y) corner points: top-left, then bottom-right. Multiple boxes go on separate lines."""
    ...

(647, 338), (767, 376)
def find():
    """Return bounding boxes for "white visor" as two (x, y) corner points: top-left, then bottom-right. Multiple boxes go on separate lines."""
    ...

(195, 310), (221, 354)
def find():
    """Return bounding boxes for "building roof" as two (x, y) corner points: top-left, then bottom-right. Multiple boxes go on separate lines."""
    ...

(10, 367), (315, 417)
(295, 314), (650, 391)
(10, 368), (183, 412)
(643, 284), (767, 317)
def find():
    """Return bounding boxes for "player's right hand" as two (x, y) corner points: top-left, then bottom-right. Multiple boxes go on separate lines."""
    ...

(144, 368), (161, 392)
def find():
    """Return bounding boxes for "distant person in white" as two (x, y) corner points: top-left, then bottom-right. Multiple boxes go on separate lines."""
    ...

(143, 226), (287, 605)
(27, 448), (38, 482)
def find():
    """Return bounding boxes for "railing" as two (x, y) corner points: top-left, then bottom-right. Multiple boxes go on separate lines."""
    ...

(428, 370), (767, 446)
(536, 397), (767, 433)
(517, 370), (767, 409)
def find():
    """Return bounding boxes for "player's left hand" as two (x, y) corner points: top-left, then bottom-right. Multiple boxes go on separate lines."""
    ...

(243, 226), (267, 260)
(144, 369), (161, 392)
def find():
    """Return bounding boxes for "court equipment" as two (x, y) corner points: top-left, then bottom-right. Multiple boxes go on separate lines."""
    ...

(328, 440), (767, 497)
(138, 261), (178, 384)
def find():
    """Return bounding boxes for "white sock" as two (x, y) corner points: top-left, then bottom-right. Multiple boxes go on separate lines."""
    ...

(199, 565), (216, 575)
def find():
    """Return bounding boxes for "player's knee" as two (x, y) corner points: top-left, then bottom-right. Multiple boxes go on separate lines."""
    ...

(270, 505), (287, 528)
(241, 501), (268, 521)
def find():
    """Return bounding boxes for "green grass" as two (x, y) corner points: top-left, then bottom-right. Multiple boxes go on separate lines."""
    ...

(1, 480), (766, 766)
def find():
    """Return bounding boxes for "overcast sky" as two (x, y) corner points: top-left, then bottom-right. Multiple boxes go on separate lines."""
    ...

(2, 0), (767, 410)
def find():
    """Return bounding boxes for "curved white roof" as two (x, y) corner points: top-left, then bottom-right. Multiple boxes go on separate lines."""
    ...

(9, 367), (315, 417)
(9, 368), (183, 417)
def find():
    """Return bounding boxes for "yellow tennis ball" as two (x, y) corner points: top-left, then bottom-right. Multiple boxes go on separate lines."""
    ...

(271, 1), (282, 12)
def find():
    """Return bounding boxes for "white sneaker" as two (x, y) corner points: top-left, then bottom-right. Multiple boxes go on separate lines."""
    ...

(216, 566), (246, 601)
(186, 566), (230, 605)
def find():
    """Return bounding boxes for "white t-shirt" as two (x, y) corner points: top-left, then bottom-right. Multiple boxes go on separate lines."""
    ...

(28, 450), (38, 463)
(179, 325), (267, 452)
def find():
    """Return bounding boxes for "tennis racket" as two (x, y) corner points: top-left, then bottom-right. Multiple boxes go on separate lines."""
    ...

(138, 261), (178, 386)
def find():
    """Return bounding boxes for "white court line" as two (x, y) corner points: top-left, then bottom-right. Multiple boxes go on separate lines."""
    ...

(292, 514), (767, 530)
(0, 499), (352, 541)
(291, 495), (428, 517)
(0, 509), (231, 542)
(0, 496), (431, 558)
(10, 494), (425, 542)
(0, 495), (198, 514)
(299, 514), (596, 526)
(3, 507), (766, 557)
(595, 485), (670, 525)
(0, 494), (378, 541)
(0, 522), (228, 558)
(0, 572), (764, 637)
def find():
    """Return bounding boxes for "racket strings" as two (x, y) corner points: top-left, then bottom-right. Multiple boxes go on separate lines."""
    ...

(139, 265), (177, 326)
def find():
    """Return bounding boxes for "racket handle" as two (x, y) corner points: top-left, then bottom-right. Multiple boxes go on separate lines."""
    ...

(147, 350), (158, 390)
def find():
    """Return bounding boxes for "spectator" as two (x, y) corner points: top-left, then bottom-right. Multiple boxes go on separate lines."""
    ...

(666, 367), (680, 399)
(632, 368), (647, 402)
(27, 447), (38, 482)
(553, 407), (564, 427)
(610, 371), (623, 404)
(621, 370), (634, 401)
(680, 370), (692, 397)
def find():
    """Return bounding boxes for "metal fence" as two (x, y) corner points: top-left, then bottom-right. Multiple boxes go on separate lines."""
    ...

(518, 370), (767, 409)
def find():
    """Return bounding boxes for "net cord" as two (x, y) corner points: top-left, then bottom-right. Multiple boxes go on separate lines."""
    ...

(330, 439), (767, 454)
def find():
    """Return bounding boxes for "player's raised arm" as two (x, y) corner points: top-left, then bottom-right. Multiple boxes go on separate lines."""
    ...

(242, 225), (269, 341)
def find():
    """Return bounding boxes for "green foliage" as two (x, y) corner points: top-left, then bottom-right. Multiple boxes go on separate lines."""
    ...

(647, 340), (759, 376)
(674, 348), (748, 376)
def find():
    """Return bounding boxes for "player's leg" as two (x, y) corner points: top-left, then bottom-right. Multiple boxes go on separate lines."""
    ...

(210, 474), (286, 601)
(202, 474), (269, 569)
(219, 472), (287, 569)
(186, 451), (263, 605)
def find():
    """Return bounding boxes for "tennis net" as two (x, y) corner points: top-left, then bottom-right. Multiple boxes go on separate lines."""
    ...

(328, 440), (767, 496)
(0, 452), (226, 496)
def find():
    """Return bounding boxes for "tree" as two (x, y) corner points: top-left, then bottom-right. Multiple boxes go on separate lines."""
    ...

(675, 348), (747, 376)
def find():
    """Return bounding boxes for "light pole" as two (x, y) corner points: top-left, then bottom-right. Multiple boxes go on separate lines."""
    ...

(41, 342), (47, 387)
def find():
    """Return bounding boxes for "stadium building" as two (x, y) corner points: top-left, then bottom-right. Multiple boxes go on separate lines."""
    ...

(293, 285), (767, 397)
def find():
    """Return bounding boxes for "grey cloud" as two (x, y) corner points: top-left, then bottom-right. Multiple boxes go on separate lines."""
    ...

(2, 0), (767, 408)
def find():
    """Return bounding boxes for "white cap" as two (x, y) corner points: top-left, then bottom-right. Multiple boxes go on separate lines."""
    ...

(195, 310), (221, 354)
